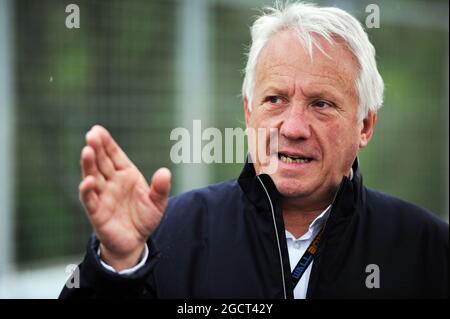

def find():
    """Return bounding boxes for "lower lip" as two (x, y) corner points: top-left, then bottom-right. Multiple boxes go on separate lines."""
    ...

(277, 158), (314, 169)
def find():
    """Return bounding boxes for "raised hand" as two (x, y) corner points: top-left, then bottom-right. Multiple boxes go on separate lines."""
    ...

(79, 125), (171, 271)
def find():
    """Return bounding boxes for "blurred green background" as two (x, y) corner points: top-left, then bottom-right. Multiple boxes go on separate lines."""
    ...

(0, 0), (448, 297)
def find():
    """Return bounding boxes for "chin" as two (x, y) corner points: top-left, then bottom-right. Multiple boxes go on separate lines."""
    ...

(272, 178), (313, 198)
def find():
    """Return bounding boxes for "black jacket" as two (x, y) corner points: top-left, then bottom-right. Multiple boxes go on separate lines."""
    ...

(60, 160), (449, 299)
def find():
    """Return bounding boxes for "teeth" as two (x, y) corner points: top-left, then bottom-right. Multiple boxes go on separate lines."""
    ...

(279, 155), (311, 164)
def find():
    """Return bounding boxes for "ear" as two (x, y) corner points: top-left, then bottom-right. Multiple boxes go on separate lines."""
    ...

(243, 96), (251, 128)
(359, 111), (377, 148)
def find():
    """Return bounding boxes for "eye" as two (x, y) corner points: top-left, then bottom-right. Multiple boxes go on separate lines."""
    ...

(313, 100), (333, 109)
(265, 96), (287, 105)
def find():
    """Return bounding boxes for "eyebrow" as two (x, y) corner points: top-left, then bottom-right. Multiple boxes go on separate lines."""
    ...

(261, 85), (290, 96)
(303, 86), (344, 101)
(260, 84), (345, 103)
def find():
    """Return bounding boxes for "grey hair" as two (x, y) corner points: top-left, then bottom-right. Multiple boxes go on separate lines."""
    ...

(242, 1), (384, 121)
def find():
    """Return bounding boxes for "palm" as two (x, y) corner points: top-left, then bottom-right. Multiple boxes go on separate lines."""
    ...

(94, 168), (160, 256)
(79, 125), (171, 264)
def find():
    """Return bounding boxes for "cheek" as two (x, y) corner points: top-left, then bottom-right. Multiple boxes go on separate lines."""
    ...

(324, 122), (344, 148)
(249, 109), (281, 129)
(321, 121), (359, 158)
(248, 110), (261, 128)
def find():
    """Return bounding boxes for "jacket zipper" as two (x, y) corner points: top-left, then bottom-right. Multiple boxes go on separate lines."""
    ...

(256, 176), (287, 299)
(257, 173), (350, 299)
(304, 175), (349, 298)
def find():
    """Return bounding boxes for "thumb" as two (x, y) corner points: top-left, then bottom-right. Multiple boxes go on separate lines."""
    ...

(149, 167), (171, 212)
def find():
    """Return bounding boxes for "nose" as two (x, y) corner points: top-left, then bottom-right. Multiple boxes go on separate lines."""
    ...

(279, 103), (312, 140)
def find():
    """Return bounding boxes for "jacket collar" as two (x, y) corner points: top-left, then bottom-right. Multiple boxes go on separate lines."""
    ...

(237, 157), (365, 217)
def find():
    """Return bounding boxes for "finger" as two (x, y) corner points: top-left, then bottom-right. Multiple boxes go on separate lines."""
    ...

(79, 176), (100, 213)
(86, 127), (115, 179)
(149, 167), (171, 212)
(80, 175), (104, 196)
(96, 125), (131, 170)
(80, 145), (107, 190)
(81, 146), (98, 178)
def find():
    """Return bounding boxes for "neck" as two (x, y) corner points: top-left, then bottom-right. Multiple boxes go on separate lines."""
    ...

(282, 195), (332, 239)
(280, 179), (343, 238)
(283, 208), (325, 239)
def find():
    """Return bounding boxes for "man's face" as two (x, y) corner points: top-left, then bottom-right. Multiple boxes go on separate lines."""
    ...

(245, 29), (376, 208)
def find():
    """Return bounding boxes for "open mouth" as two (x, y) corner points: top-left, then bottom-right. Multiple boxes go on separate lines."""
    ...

(278, 152), (313, 164)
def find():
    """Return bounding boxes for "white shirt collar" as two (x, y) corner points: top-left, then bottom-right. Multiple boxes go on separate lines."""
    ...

(285, 205), (331, 241)
(284, 168), (352, 241)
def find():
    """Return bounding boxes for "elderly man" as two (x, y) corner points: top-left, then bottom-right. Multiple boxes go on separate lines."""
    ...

(60, 2), (448, 299)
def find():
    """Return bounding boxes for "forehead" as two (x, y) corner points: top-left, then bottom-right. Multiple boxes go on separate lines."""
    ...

(255, 29), (359, 97)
